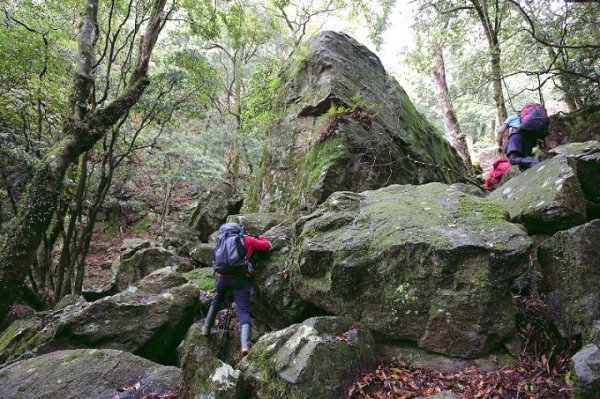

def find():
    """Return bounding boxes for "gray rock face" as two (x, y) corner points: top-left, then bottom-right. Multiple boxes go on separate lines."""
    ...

(490, 141), (600, 234)
(179, 326), (244, 399)
(538, 219), (600, 338)
(226, 213), (287, 236)
(545, 140), (600, 219)
(0, 349), (181, 399)
(572, 344), (600, 399)
(489, 154), (587, 234)
(191, 243), (216, 267)
(160, 220), (203, 257)
(250, 221), (311, 327)
(113, 240), (182, 291)
(547, 105), (600, 149)
(292, 183), (531, 358)
(239, 316), (376, 399)
(0, 268), (199, 365)
(189, 181), (243, 242)
(244, 31), (468, 214)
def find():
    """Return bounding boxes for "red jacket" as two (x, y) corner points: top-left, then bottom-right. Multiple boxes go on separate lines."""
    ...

(243, 235), (272, 258)
(485, 158), (511, 189)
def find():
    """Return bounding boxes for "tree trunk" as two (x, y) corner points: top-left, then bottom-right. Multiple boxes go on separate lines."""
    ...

(490, 47), (507, 122)
(470, 0), (508, 123)
(55, 153), (88, 301)
(0, 0), (168, 322)
(432, 44), (475, 174)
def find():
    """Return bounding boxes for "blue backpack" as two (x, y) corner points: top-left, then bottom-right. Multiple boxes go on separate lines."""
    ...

(517, 103), (550, 139)
(211, 223), (249, 275)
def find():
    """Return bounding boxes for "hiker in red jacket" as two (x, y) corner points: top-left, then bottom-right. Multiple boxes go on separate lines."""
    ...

(201, 223), (272, 356)
(485, 157), (511, 190)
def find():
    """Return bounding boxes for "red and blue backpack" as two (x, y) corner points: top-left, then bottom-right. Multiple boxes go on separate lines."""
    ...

(517, 103), (550, 139)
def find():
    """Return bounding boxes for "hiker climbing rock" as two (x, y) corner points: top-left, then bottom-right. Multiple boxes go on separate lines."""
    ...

(496, 103), (550, 171)
(201, 222), (272, 356)
(484, 157), (511, 190)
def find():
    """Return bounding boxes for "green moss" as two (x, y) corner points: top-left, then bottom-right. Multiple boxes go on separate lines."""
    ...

(301, 134), (350, 200)
(131, 215), (153, 234)
(246, 344), (289, 398)
(183, 268), (216, 292)
(0, 318), (38, 353)
(102, 223), (119, 238)
(62, 352), (83, 362)
(89, 349), (107, 359)
(458, 197), (507, 225)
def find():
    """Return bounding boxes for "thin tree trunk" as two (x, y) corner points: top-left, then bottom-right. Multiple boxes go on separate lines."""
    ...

(55, 153), (88, 301)
(0, 0), (168, 321)
(470, 0), (508, 123)
(432, 44), (475, 174)
(490, 48), (507, 122)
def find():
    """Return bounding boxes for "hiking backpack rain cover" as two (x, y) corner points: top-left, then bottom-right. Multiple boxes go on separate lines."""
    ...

(212, 223), (249, 275)
(518, 103), (550, 139)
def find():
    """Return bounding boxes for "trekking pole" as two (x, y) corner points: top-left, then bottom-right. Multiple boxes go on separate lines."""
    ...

(217, 298), (234, 360)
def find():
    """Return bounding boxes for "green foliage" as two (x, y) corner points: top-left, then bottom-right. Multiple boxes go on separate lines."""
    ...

(403, 0), (599, 149)
(325, 103), (351, 118)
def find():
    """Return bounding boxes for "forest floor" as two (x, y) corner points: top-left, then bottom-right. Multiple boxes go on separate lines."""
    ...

(346, 295), (575, 399)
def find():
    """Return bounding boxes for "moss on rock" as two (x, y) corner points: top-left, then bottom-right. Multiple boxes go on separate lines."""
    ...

(244, 31), (469, 215)
(291, 183), (531, 358)
(183, 268), (216, 292)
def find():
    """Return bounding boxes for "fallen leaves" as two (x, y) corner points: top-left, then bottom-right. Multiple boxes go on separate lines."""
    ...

(346, 359), (571, 399)
(346, 295), (575, 399)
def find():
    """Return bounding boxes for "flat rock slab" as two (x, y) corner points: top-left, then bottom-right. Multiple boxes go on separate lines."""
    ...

(0, 349), (180, 399)
(489, 154), (586, 234)
(490, 141), (600, 234)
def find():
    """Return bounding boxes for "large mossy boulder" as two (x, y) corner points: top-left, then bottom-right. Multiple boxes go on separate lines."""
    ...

(490, 141), (600, 233)
(489, 155), (587, 234)
(112, 239), (182, 291)
(239, 316), (376, 399)
(292, 183), (531, 358)
(545, 140), (600, 219)
(189, 181), (243, 242)
(538, 219), (600, 338)
(0, 349), (181, 399)
(547, 105), (600, 148)
(244, 31), (468, 214)
(0, 268), (199, 365)
(179, 328), (245, 399)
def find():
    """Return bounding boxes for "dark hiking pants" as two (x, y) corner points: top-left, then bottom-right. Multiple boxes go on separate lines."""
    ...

(212, 275), (252, 325)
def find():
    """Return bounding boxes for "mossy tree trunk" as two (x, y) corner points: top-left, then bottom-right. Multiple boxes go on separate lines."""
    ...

(0, 0), (169, 322)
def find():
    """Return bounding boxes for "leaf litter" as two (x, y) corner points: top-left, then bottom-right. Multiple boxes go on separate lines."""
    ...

(346, 295), (575, 399)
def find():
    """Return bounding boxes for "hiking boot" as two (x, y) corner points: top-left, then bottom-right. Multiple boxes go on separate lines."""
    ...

(202, 303), (218, 336)
(240, 323), (251, 356)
